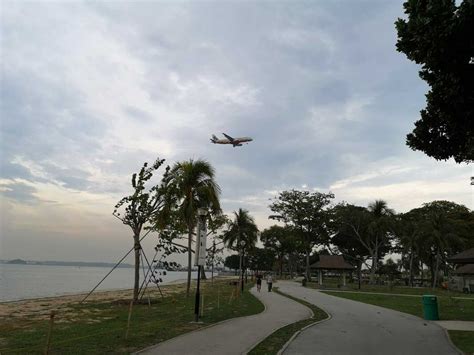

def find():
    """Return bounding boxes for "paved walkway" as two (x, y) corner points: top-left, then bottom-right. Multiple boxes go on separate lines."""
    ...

(316, 288), (474, 300)
(435, 320), (474, 331)
(278, 282), (460, 355)
(137, 286), (311, 355)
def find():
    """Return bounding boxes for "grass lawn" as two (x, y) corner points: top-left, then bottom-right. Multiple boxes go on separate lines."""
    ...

(306, 280), (474, 298)
(448, 330), (474, 354)
(0, 280), (263, 354)
(249, 288), (328, 355)
(321, 291), (474, 321)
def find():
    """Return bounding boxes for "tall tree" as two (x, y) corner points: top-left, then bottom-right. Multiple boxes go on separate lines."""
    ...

(367, 200), (395, 283)
(168, 159), (221, 296)
(261, 225), (301, 277)
(113, 158), (171, 301)
(393, 209), (425, 286)
(247, 247), (275, 275)
(224, 254), (241, 272)
(269, 190), (334, 281)
(395, 0), (474, 163)
(204, 214), (230, 281)
(223, 208), (259, 288)
(331, 202), (393, 285)
(413, 201), (473, 288)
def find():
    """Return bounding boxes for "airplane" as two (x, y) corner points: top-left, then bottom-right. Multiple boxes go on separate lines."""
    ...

(210, 133), (253, 147)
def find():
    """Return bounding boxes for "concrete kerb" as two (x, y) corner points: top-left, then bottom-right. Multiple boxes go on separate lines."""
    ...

(134, 288), (267, 355)
(433, 324), (464, 355)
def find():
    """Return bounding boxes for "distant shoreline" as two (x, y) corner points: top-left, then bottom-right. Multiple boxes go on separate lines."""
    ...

(1, 259), (134, 268)
(0, 278), (189, 304)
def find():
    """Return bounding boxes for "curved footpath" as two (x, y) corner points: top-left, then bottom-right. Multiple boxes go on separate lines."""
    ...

(278, 281), (460, 355)
(136, 286), (311, 355)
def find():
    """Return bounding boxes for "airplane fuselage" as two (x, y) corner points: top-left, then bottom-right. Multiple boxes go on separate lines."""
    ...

(211, 134), (253, 147)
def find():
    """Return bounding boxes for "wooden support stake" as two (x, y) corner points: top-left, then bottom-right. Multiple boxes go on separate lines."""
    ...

(217, 284), (220, 309)
(228, 287), (235, 304)
(201, 294), (204, 317)
(125, 300), (134, 340)
(44, 310), (56, 355)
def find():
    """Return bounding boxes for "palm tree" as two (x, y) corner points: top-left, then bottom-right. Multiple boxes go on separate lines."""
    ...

(367, 200), (394, 284)
(223, 209), (258, 290)
(169, 159), (221, 296)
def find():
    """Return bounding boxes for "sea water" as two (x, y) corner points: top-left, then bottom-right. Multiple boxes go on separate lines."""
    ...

(0, 263), (203, 302)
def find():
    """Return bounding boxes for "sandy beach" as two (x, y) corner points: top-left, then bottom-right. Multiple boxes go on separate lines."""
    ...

(0, 280), (189, 323)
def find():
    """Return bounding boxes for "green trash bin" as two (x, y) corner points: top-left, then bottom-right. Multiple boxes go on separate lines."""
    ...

(422, 295), (439, 320)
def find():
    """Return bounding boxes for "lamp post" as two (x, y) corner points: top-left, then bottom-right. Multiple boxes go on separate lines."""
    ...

(194, 208), (208, 322)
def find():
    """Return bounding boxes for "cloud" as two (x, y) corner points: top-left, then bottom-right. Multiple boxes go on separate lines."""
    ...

(1, 0), (471, 262)
(0, 181), (39, 204)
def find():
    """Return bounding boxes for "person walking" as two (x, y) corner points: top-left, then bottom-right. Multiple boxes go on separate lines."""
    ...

(256, 274), (262, 292)
(267, 274), (273, 292)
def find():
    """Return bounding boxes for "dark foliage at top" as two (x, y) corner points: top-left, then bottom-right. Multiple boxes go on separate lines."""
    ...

(396, 0), (474, 163)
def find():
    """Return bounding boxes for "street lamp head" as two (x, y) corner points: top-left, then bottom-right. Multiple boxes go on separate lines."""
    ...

(197, 208), (208, 216)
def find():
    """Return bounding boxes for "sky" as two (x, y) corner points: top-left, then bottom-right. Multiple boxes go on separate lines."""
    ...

(1, 0), (472, 264)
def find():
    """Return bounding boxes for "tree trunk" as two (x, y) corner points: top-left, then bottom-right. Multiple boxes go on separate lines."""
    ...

(289, 254), (294, 279)
(186, 226), (193, 297)
(428, 258), (435, 287)
(211, 262), (214, 284)
(239, 251), (243, 289)
(201, 267), (207, 280)
(372, 239), (379, 285)
(369, 251), (377, 285)
(133, 233), (141, 301)
(305, 250), (311, 281)
(357, 260), (362, 290)
(433, 250), (441, 289)
(279, 255), (283, 277)
(409, 249), (414, 287)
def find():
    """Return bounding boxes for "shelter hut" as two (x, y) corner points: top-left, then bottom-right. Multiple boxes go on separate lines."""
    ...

(448, 248), (474, 293)
(311, 255), (354, 288)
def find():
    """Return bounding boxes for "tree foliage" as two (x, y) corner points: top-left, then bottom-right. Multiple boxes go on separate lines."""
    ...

(331, 200), (394, 284)
(113, 158), (172, 301)
(406, 200), (473, 287)
(247, 247), (275, 274)
(395, 0), (474, 163)
(261, 225), (303, 277)
(269, 189), (334, 280)
(223, 208), (259, 253)
(224, 254), (241, 271)
(167, 159), (221, 295)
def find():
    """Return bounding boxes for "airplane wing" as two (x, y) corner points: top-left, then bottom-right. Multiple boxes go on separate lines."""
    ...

(222, 133), (234, 141)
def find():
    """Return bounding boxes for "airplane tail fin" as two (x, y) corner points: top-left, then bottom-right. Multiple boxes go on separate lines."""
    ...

(211, 134), (218, 143)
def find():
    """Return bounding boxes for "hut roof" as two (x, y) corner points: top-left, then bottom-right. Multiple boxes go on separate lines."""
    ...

(448, 248), (474, 264)
(311, 255), (354, 270)
(453, 264), (474, 275)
